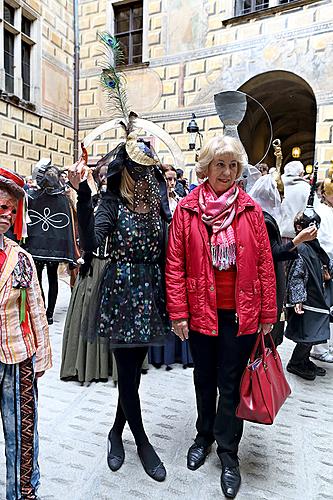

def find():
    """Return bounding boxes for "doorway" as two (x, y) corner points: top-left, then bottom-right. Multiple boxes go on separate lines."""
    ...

(238, 71), (317, 170)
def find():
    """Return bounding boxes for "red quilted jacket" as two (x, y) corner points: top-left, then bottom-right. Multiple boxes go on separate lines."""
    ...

(165, 185), (277, 337)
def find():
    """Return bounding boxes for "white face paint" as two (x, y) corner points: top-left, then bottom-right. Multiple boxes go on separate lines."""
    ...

(0, 188), (17, 234)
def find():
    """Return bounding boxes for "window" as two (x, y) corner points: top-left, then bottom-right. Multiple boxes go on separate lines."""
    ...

(4, 30), (14, 93)
(1, 3), (38, 103)
(4, 3), (15, 24)
(114, 1), (143, 65)
(236, 0), (299, 15)
(21, 42), (30, 100)
(22, 16), (31, 37)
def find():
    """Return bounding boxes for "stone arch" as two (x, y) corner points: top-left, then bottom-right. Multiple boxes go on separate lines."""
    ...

(238, 71), (317, 169)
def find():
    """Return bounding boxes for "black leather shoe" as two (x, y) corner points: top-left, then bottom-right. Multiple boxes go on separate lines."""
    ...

(107, 430), (124, 472)
(187, 443), (211, 471)
(286, 362), (316, 381)
(221, 466), (241, 498)
(137, 447), (166, 482)
(308, 360), (326, 376)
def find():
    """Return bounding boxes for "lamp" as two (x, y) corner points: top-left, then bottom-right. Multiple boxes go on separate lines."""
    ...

(187, 113), (200, 151)
(292, 146), (301, 159)
(305, 164), (313, 175)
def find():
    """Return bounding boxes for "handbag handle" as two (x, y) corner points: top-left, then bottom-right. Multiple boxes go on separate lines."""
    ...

(249, 331), (264, 363)
(249, 331), (277, 364)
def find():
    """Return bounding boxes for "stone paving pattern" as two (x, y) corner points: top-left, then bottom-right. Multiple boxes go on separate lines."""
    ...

(1, 280), (333, 500)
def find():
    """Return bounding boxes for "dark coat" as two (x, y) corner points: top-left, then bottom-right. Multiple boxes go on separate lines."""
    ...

(26, 189), (76, 264)
(264, 212), (298, 345)
(285, 241), (332, 344)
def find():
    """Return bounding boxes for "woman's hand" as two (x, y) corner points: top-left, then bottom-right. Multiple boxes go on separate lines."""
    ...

(68, 158), (89, 190)
(292, 225), (317, 247)
(258, 323), (273, 335)
(172, 319), (189, 341)
(294, 303), (304, 315)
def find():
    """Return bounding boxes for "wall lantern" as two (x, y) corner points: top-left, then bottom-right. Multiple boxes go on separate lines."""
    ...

(187, 113), (202, 152)
(292, 146), (301, 159)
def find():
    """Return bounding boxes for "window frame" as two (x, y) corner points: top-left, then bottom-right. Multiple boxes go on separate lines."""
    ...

(106, 0), (149, 66)
(114, 1), (143, 65)
(235, 0), (301, 16)
(0, 1), (41, 108)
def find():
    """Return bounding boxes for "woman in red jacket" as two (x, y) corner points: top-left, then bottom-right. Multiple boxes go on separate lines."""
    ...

(165, 136), (277, 499)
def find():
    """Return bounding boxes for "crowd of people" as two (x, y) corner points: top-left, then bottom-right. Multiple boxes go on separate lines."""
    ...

(0, 131), (332, 499)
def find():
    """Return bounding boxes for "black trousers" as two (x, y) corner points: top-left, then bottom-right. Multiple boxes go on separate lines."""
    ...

(289, 342), (313, 367)
(189, 310), (256, 467)
(112, 346), (149, 446)
(34, 260), (59, 318)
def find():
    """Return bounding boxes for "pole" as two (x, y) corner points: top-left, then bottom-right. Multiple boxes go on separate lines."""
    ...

(73, 0), (79, 162)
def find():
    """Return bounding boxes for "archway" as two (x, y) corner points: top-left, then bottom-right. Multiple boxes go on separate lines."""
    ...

(238, 71), (317, 169)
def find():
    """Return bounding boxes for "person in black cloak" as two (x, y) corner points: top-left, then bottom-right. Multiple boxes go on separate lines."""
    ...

(68, 130), (171, 482)
(25, 160), (76, 324)
(285, 166), (333, 380)
(249, 170), (318, 346)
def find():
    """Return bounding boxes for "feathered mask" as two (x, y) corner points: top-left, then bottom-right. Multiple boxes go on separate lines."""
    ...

(98, 32), (158, 167)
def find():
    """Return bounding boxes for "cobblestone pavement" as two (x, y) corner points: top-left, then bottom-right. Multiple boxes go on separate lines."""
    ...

(1, 279), (333, 500)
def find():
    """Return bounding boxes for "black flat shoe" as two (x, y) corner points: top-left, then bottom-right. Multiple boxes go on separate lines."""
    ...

(307, 360), (326, 376)
(286, 363), (316, 381)
(221, 466), (241, 498)
(107, 430), (124, 472)
(137, 446), (166, 482)
(187, 443), (211, 471)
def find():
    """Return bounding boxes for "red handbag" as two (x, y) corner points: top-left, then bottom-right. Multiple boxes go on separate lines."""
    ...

(236, 332), (291, 425)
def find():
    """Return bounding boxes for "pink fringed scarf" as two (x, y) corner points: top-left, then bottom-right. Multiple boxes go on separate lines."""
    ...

(199, 182), (239, 270)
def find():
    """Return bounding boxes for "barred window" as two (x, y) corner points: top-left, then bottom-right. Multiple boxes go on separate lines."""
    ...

(114, 1), (143, 65)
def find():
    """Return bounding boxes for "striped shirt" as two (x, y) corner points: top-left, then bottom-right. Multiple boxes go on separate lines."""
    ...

(0, 237), (52, 372)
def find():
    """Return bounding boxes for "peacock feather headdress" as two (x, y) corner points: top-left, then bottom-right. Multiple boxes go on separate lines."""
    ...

(99, 32), (130, 124)
(98, 32), (158, 166)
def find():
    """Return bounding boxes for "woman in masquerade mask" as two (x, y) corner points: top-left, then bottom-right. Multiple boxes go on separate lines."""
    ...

(165, 136), (277, 499)
(68, 137), (171, 483)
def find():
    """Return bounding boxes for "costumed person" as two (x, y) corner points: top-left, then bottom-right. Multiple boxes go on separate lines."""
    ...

(165, 135), (277, 499)
(280, 160), (310, 241)
(258, 163), (269, 175)
(67, 33), (172, 483)
(285, 166), (333, 380)
(175, 168), (188, 197)
(25, 160), (76, 324)
(60, 164), (115, 384)
(249, 142), (317, 346)
(310, 164), (333, 363)
(149, 165), (193, 371)
(0, 167), (52, 500)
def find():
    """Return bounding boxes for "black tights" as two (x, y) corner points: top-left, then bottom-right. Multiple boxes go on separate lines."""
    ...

(112, 347), (149, 446)
(34, 260), (59, 318)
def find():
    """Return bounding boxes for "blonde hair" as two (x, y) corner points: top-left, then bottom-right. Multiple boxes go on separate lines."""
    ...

(120, 167), (135, 205)
(195, 136), (248, 180)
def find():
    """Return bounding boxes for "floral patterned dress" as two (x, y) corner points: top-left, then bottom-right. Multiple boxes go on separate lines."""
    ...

(97, 203), (169, 347)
